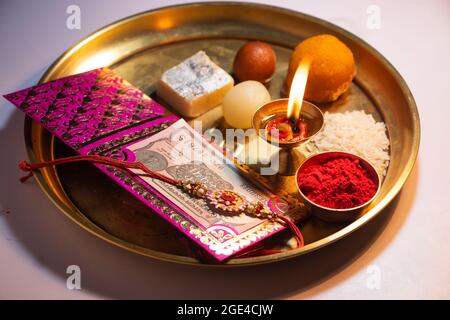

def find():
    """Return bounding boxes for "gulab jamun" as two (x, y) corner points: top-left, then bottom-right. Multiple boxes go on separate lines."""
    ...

(233, 41), (276, 83)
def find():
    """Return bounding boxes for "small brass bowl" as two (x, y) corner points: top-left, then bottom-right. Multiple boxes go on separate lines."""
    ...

(252, 98), (324, 175)
(252, 98), (324, 149)
(295, 151), (381, 222)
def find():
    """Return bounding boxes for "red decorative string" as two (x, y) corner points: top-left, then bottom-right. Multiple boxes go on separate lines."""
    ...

(18, 155), (179, 185)
(278, 214), (304, 247)
(18, 155), (304, 258)
(234, 215), (304, 258)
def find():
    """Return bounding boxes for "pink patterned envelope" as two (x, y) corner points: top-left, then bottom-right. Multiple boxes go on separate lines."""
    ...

(4, 68), (166, 149)
(4, 68), (307, 261)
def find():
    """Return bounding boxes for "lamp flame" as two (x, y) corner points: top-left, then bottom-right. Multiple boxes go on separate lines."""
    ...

(287, 58), (311, 121)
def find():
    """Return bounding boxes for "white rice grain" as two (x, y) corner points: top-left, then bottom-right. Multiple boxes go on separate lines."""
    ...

(306, 110), (390, 176)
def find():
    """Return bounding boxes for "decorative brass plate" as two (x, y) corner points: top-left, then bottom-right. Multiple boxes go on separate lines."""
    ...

(24, 2), (420, 266)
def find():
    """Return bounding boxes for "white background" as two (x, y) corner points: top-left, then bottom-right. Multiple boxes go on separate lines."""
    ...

(0, 0), (449, 299)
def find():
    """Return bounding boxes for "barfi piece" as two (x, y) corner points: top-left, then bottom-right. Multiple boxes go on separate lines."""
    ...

(157, 51), (234, 118)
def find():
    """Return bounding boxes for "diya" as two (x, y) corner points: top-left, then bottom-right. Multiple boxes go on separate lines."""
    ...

(253, 59), (324, 175)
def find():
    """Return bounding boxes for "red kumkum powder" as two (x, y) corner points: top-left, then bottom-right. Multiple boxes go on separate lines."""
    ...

(297, 156), (378, 209)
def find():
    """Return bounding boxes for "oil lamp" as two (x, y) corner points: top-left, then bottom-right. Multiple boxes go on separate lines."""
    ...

(252, 59), (324, 175)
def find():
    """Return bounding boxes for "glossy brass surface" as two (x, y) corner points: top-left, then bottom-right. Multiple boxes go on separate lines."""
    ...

(24, 2), (420, 266)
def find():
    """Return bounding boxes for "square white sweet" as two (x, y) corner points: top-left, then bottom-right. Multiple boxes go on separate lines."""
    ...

(157, 51), (234, 118)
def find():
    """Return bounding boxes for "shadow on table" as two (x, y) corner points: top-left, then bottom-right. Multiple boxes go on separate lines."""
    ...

(0, 74), (419, 299)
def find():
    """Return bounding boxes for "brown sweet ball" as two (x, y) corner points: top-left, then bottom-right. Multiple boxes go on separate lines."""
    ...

(284, 34), (356, 103)
(233, 41), (276, 83)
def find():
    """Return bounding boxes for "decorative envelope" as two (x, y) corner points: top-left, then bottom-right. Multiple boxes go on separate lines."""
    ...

(4, 68), (307, 261)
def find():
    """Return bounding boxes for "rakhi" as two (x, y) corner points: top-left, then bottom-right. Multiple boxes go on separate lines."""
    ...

(18, 155), (304, 251)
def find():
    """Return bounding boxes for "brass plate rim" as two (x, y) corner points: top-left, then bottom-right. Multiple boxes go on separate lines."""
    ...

(24, 1), (420, 267)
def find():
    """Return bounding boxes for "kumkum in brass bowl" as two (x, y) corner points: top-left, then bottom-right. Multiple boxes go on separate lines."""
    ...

(295, 151), (381, 222)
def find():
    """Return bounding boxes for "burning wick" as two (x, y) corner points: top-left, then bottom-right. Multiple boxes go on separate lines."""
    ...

(289, 117), (299, 133)
(266, 58), (311, 142)
(266, 116), (308, 142)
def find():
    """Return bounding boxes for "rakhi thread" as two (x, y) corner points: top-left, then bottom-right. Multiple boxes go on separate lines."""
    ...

(18, 155), (304, 255)
(19, 155), (179, 185)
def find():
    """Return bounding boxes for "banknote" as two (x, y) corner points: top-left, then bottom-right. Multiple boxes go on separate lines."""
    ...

(126, 119), (302, 259)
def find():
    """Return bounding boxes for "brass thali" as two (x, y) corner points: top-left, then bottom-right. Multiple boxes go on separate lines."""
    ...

(24, 2), (420, 266)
